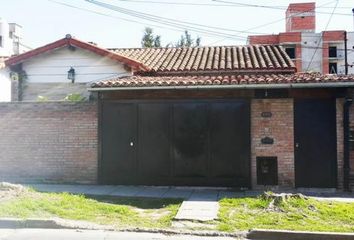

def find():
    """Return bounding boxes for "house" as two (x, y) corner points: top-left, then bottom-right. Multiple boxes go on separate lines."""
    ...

(2, 36), (354, 191)
(248, 2), (354, 75)
(0, 18), (28, 102)
(0, 18), (28, 57)
(4, 34), (147, 101)
(88, 48), (354, 190)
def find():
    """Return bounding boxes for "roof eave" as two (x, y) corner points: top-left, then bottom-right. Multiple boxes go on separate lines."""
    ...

(136, 68), (297, 76)
(4, 36), (150, 72)
(88, 82), (354, 92)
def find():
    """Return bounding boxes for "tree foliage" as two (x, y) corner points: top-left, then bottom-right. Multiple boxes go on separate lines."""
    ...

(141, 27), (162, 48)
(141, 28), (201, 48)
(175, 30), (201, 47)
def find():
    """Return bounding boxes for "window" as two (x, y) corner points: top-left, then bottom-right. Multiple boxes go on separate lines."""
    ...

(329, 62), (337, 74)
(329, 46), (337, 58)
(0, 36), (2, 47)
(285, 47), (296, 59)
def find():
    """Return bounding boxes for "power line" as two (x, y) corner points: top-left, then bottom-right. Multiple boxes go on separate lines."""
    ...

(213, 0), (352, 16)
(50, 0), (350, 47)
(115, 0), (353, 10)
(208, 0), (338, 45)
(50, 0), (251, 41)
(306, 0), (339, 72)
(48, 0), (187, 34)
(85, 0), (267, 37)
(114, 0), (243, 7)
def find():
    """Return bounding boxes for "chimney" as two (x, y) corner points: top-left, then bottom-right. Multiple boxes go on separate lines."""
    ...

(286, 2), (316, 33)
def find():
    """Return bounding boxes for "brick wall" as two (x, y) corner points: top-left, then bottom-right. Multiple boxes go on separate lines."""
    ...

(251, 99), (295, 189)
(323, 31), (345, 42)
(286, 2), (315, 32)
(0, 102), (98, 184)
(248, 35), (279, 45)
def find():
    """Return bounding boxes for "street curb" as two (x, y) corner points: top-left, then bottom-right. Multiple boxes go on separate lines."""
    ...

(247, 229), (354, 240)
(0, 218), (247, 238)
(1, 219), (354, 239)
(0, 218), (67, 229)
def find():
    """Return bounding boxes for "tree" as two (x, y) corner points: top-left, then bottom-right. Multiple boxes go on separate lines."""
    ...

(141, 27), (201, 48)
(141, 27), (161, 48)
(175, 30), (201, 47)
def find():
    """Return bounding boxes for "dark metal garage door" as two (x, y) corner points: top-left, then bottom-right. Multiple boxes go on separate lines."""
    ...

(100, 100), (250, 187)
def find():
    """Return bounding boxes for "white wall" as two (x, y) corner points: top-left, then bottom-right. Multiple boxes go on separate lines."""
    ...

(301, 32), (323, 72)
(22, 46), (131, 84)
(0, 18), (12, 57)
(347, 32), (354, 74)
(0, 67), (11, 102)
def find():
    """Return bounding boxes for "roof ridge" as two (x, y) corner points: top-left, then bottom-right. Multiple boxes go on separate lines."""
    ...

(108, 44), (283, 51)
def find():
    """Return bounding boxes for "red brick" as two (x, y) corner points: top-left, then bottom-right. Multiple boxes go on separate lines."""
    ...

(0, 102), (98, 184)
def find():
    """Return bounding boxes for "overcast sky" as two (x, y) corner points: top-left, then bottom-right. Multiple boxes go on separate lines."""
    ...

(1, 0), (354, 49)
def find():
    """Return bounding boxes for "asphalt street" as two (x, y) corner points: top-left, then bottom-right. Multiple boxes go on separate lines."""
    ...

(0, 229), (240, 240)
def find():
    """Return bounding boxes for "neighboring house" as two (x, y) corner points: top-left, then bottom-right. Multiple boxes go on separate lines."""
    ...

(3, 35), (354, 191)
(0, 18), (29, 57)
(248, 2), (354, 74)
(4, 34), (146, 101)
(0, 18), (30, 102)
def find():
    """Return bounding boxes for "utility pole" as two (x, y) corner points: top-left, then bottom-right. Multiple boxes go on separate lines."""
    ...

(344, 31), (348, 75)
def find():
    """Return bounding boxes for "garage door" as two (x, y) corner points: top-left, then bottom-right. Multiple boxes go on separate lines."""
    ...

(100, 100), (250, 187)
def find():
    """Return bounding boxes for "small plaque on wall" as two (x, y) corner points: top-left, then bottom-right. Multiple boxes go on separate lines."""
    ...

(261, 112), (272, 118)
(261, 137), (274, 145)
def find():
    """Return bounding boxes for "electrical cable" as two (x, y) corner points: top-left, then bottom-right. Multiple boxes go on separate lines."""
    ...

(207, 0), (338, 45)
(213, 0), (352, 16)
(50, 0), (249, 41)
(115, 0), (353, 10)
(306, 0), (339, 72)
(85, 0), (266, 36)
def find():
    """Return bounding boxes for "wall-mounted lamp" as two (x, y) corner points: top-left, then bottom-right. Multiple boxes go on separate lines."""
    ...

(67, 67), (75, 83)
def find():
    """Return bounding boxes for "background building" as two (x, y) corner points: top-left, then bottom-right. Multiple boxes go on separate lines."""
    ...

(248, 2), (354, 74)
(0, 18), (29, 57)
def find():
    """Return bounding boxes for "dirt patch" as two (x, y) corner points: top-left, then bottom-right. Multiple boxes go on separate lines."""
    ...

(172, 220), (217, 231)
(0, 182), (27, 203)
(136, 208), (171, 221)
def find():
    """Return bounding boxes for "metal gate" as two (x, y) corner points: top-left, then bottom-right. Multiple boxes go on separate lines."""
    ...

(294, 99), (337, 188)
(100, 100), (250, 187)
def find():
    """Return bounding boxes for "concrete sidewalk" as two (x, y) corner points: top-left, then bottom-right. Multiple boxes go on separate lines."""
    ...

(29, 184), (354, 202)
(28, 184), (249, 200)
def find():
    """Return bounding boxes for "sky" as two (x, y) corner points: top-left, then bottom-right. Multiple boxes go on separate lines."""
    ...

(1, 0), (354, 49)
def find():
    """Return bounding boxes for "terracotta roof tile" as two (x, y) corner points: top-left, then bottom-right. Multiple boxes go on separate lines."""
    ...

(91, 73), (354, 89)
(109, 45), (295, 74)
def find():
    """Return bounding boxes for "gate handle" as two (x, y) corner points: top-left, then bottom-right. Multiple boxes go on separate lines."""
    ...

(295, 143), (299, 148)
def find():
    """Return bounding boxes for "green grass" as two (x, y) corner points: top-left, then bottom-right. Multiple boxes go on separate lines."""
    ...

(0, 191), (182, 229)
(218, 196), (354, 232)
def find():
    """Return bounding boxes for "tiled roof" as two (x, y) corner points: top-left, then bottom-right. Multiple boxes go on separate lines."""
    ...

(110, 45), (296, 74)
(91, 73), (354, 89)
